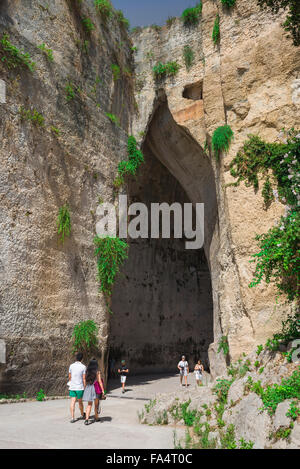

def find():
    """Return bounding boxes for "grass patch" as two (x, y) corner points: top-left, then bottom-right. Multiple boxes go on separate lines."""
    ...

(57, 204), (71, 243)
(153, 61), (180, 80)
(0, 33), (35, 71)
(181, 3), (202, 25)
(183, 45), (195, 70)
(212, 125), (234, 159)
(38, 43), (54, 62)
(212, 13), (220, 45)
(19, 106), (45, 126)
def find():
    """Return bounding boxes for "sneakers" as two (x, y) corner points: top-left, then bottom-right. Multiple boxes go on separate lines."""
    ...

(70, 418), (76, 423)
(79, 412), (86, 420)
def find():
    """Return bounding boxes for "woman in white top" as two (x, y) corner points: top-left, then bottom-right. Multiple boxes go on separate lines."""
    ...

(177, 355), (189, 388)
(194, 359), (204, 386)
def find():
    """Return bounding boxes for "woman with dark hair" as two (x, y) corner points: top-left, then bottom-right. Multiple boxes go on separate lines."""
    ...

(82, 359), (105, 425)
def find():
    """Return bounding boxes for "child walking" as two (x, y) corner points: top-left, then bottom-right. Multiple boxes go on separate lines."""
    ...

(118, 360), (129, 394)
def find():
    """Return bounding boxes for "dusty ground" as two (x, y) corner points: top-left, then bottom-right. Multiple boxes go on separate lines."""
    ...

(0, 373), (194, 449)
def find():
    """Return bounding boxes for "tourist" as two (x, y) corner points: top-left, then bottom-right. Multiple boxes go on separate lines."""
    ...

(177, 355), (189, 387)
(82, 359), (105, 425)
(118, 359), (129, 394)
(194, 359), (204, 386)
(68, 352), (86, 423)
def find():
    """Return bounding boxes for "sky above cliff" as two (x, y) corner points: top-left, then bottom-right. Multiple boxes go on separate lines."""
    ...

(112, 0), (195, 28)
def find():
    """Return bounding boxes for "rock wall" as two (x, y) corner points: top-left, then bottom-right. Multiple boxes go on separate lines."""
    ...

(0, 0), (299, 393)
(131, 0), (300, 375)
(0, 0), (135, 394)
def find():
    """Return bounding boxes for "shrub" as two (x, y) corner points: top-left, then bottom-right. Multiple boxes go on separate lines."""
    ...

(180, 401), (197, 426)
(181, 3), (202, 25)
(239, 359), (251, 377)
(183, 45), (195, 70)
(105, 113), (120, 126)
(19, 106), (45, 126)
(38, 43), (54, 61)
(261, 368), (300, 414)
(65, 81), (76, 101)
(94, 0), (113, 18)
(220, 424), (237, 449)
(151, 24), (162, 32)
(218, 335), (229, 357)
(115, 135), (144, 187)
(94, 236), (128, 295)
(72, 320), (98, 353)
(239, 438), (254, 449)
(271, 425), (293, 441)
(0, 392), (27, 400)
(166, 16), (176, 27)
(257, 0), (300, 47)
(230, 131), (300, 300)
(212, 13), (220, 44)
(286, 400), (300, 420)
(51, 126), (60, 136)
(229, 131), (300, 207)
(82, 17), (95, 33)
(153, 61), (180, 80)
(256, 344), (264, 355)
(57, 204), (71, 243)
(36, 389), (46, 401)
(262, 176), (274, 207)
(221, 0), (236, 6)
(213, 378), (233, 403)
(0, 33), (36, 71)
(111, 64), (121, 81)
(193, 422), (217, 449)
(212, 125), (234, 159)
(249, 210), (300, 301)
(265, 313), (300, 352)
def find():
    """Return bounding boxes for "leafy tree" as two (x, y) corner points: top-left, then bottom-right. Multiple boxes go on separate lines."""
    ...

(257, 0), (300, 46)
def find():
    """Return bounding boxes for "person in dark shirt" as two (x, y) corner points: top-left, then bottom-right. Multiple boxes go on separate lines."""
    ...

(118, 360), (129, 394)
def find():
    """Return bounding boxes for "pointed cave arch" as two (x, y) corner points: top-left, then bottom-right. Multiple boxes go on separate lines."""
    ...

(109, 93), (219, 376)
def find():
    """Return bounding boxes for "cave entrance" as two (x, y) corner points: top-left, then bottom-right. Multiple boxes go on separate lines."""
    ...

(109, 94), (217, 376)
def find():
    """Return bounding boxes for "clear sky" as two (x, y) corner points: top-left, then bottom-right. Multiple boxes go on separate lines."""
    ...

(112, 0), (197, 28)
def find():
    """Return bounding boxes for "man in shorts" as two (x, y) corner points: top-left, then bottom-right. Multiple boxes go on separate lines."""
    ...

(177, 355), (189, 388)
(68, 352), (86, 423)
(118, 359), (129, 394)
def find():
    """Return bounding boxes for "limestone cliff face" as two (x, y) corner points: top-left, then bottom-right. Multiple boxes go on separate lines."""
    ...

(131, 0), (300, 376)
(0, 0), (135, 393)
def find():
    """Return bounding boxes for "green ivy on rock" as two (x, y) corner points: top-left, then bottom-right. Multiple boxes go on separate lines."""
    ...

(230, 130), (300, 301)
(114, 135), (144, 188)
(212, 125), (234, 159)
